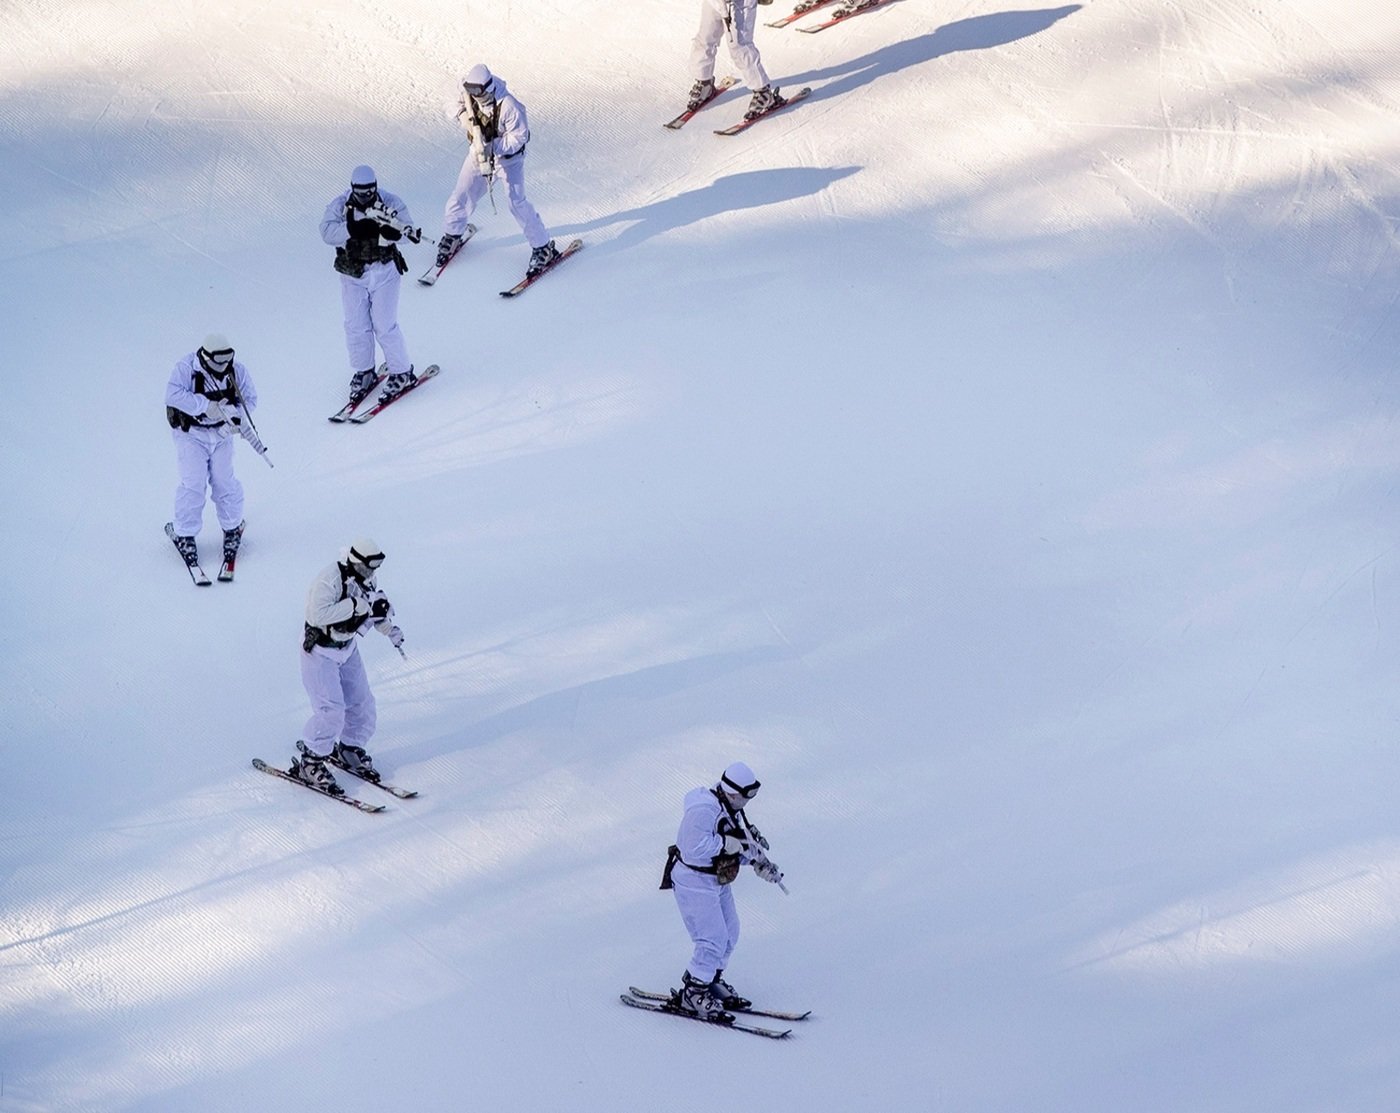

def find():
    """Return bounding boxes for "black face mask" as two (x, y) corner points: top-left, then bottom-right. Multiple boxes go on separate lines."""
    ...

(350, 184), (378, 209)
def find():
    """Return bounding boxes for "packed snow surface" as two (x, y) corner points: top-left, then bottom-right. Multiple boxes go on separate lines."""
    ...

(3, 0), (1399, 1109)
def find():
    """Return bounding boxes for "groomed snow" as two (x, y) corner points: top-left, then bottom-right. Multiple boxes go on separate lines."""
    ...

(3, 1), (1399, 1109)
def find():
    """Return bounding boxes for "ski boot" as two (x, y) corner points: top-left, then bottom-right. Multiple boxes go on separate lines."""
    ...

(526, 240), (560, 277)
(436, 232), (463, 267)
(171, 531), (199, 566)
(290, 745), (343, 796)
(744, 85), (784, 120)
(222, 520), (245, 563)
(671, 971), (732, 1021)
(378, 366), (417, 404)
(332, 741), (379, 783)
(710, 970), (751, 1011)
(348, 368), (379, 407)
(686, 77), (715, 112)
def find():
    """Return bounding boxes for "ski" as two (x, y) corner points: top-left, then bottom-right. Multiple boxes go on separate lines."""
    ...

(251, 758), (386, 813)
(165, 522), (211, 586)
(765, 0), (842, 27)
(797, 0), (896, 32)
(328, 363), (388, 423)
(323, 753), (419, 799)
(218, 521), (244, 583)
(664, 76), (739, 129)
(499, 239), (584, 298)
(348, 364), (441, 424)
(418, 224), (477, 286)
(714, 87), (812, 136)
(619, 994), (792, 1039)
(626, 986), (810, 1021)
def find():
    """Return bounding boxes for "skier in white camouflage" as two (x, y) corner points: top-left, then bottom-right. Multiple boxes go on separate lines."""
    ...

(320, 165), (420, 409)
(289, 539), (405, 795)
(435, 64), (560, 280)
(686, 0), (785, 119)
(164, 333), (255, 571)
(659, 761), (784, 1018)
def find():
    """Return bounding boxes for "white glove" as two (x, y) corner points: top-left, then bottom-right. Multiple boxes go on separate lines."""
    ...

(753, 859), (783, 885)
(476, 147), (495, 177)
(722, 833), (746, 856)
(209, 400), (241, 426)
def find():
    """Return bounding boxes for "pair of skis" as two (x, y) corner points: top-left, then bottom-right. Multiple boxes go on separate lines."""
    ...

(766, 0), (896, 31)
(620, 986), (810, 1039)
(165, 521), (242, 586)
(252, 746), (420, 814)
(328, 364), (440, 424)
(418, 223), (585, 297)
(665, 77), (813, 134)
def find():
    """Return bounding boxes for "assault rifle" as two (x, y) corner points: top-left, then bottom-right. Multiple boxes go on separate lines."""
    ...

(739, 811), (789, 894)
(355, 199), (423, 244)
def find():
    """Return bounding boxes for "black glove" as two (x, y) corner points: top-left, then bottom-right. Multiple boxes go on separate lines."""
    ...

(378, 224), (402, 242)
(370, 597), (391, 619)
(345, 203), (380, 242)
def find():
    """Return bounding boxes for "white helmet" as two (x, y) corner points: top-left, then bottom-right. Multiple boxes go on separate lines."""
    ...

(349, 165), (378, 207)
(718, 761), (760, 808)
(345, 537), (386, 578)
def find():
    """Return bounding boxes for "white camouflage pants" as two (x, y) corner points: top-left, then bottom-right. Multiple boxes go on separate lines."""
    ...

(672, 864), (740, 982)
(690, 0), (769, 91)
(338, 259), (411, 376)
(171, 425), (243, 537)
(300, 642), (376, 756)
(443, 151), (550, 249)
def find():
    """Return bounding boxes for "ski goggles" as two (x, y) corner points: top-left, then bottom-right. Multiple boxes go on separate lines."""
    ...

(462, 81), (494, 101)
(200, 347), (234, 370)
(721, 771), (761, 801)
(350, 545), (385, 570)
(350, 184), (377, 205)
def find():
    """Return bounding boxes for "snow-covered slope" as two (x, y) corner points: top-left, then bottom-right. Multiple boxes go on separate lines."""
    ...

(4, 1), (1400, 1109)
